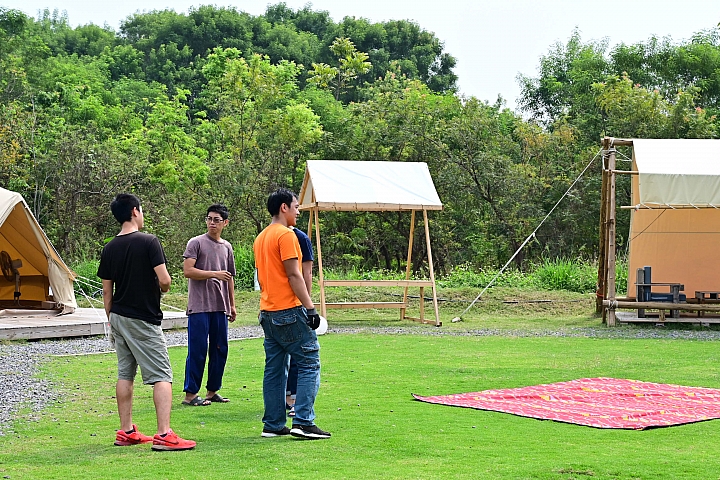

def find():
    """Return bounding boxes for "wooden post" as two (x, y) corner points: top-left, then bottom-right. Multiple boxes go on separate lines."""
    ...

(307, 211), (313, 242)
(422, 210), (441, 326)
(313, 207), (327, 318)
(606, 147), (618, 326)
(401, 210), (416, 320)
(596, 138), (610, 314)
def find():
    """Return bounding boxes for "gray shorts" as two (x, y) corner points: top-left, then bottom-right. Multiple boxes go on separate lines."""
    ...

(110, 312), (173, 385)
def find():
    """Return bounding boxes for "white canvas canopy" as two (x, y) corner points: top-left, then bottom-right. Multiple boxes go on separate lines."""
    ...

(299, 160), (443, 211)
(633, 139), (720, 206)
(0, 187), (77, 312)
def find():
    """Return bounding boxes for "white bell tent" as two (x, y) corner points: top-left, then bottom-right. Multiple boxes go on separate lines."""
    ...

(0, 187), (77, 313)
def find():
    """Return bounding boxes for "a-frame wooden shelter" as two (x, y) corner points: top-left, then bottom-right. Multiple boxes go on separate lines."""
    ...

(299, 160), (443, 326)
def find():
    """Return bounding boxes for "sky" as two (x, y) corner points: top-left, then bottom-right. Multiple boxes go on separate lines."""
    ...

(3, 0), (719, 111)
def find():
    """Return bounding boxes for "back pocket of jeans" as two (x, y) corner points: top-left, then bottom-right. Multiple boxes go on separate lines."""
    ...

(271, 310), (302, 343)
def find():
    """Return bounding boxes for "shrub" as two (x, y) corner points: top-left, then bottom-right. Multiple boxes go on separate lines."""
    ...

(70, 259), (102, 298)
(234, 244), (255, 290)
(528, 258), (597, 293)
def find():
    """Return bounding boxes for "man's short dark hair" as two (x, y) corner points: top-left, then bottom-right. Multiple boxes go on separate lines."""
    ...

(267, 188), (297, 216)
(110, 193), (141, 224)
(207, 204), (229, 220)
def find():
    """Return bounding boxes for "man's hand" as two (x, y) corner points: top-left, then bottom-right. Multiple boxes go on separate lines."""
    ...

(306, 308), (321, 330)
(214, 270), (232, 282)
(229, 305), (237, 323)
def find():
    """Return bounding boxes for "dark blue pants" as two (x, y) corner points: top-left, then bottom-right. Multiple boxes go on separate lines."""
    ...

(183, 311), (229, 394)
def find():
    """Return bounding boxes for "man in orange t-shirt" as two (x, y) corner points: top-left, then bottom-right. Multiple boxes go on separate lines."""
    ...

(253, 188), (331, 440)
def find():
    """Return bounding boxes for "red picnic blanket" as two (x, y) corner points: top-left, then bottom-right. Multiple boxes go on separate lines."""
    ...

(413, 377), (720, 429)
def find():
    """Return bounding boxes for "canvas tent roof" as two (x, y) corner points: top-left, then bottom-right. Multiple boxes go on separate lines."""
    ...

(633, 139), (720, 206)
(0, 187), (76, 311)
(299, 160), (443, 211)
(627, 139), (720, 297)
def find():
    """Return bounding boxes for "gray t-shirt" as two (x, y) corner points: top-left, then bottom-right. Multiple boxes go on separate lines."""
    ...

(183, 233), (236, 315)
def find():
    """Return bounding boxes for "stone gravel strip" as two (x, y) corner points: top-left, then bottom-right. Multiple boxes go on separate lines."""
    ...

(3, 324), (720, 435)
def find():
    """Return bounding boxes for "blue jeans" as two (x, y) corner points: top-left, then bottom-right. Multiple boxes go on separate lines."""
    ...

(260, 306), (320, 430)
(183, 311), (229, 394)
(286, 355), (298, 397)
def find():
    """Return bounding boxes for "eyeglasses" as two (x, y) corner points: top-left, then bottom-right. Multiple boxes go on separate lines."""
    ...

(205, 216), (225, 224)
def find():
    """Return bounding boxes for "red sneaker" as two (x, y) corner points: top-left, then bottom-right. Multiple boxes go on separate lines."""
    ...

(151, 429), (196, 451)
(114, 424), (153, 446)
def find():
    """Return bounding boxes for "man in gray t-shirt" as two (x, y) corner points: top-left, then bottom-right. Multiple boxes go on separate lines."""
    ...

(182, 204), (237, 406)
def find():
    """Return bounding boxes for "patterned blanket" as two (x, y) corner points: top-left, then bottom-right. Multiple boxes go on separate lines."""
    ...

(413, 377), (720, 429)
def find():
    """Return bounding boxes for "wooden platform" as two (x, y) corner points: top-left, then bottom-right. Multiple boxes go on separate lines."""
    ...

(616, 310), (720, 325)
(0, 308), (188, 340)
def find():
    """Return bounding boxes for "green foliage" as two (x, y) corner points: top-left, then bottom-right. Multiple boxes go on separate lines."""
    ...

(233, 244), (255, 290)
(307, 37), (371, 101)
(70, 259), (101, 297)
(3, 5), (720, 280)
(438, 263), (532, 289)
(527, 258), (597, 293)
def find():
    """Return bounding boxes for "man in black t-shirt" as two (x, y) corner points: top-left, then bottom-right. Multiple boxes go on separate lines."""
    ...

(97, 193), (195, 451)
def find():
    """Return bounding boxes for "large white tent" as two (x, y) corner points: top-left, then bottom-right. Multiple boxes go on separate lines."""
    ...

(299, 160), (443, 325)
(598, 138), (720, 325)
(627, 139), (720, 298)
(0, 187), (77, 313)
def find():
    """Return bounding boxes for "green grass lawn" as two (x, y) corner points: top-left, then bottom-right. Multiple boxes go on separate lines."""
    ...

(4, 331), (720, 479)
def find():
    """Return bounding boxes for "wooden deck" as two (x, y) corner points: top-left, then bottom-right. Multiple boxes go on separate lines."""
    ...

(616, 310), (720, 325)
(0, 308), (188, 340)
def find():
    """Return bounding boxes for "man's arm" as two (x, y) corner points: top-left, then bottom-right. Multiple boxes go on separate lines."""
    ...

(228, 276), (236, 322)
(302, 261), (313, 295)
(183, 257), (232, 282)
(154, 263), (172, 293)
(102, 279), (113, 319)
(283, 258), (314, 309)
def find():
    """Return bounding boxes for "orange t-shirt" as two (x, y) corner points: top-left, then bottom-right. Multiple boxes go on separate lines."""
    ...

(254, 223), (303, 311)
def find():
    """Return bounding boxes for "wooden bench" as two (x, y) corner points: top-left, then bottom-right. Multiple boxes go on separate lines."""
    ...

(695, 291), (720, 318)
(636, 267), (684, 319)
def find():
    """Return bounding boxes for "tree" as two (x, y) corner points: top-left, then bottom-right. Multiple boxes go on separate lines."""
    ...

(307, 37), (371, 101)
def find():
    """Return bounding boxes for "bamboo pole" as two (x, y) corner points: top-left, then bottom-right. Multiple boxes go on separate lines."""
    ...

(620, 204), (720, 210)
(400, 210), (416, 320)
(606, 147), (618, 326)
(603, 300), (720, 312)
(596, 140), (610, 314)
(606, 138), (634, 146)
(422, 210), (441, 326)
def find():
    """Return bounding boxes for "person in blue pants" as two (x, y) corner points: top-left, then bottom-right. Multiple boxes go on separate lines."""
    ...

(286, 226), (314, 416)
(182, 204), (237, 406)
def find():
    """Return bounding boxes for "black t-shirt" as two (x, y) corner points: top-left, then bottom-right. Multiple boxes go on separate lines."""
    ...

(97, 231), (167, 325)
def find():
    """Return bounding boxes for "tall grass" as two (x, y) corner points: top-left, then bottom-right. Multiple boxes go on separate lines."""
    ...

(70, 259), (101, 297)
(438, 258), (627, 294)
(69, 257), (627, 296)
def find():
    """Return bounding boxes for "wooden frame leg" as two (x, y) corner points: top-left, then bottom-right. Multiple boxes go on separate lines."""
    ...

(401, 210), (416, 320)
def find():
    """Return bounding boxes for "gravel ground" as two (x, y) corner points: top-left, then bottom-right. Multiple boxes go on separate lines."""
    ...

(3, 324), (720, 436)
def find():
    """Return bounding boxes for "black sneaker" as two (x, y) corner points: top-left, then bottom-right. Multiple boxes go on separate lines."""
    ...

(261, 426), (291, 438)
(290, 424), (331, 440)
